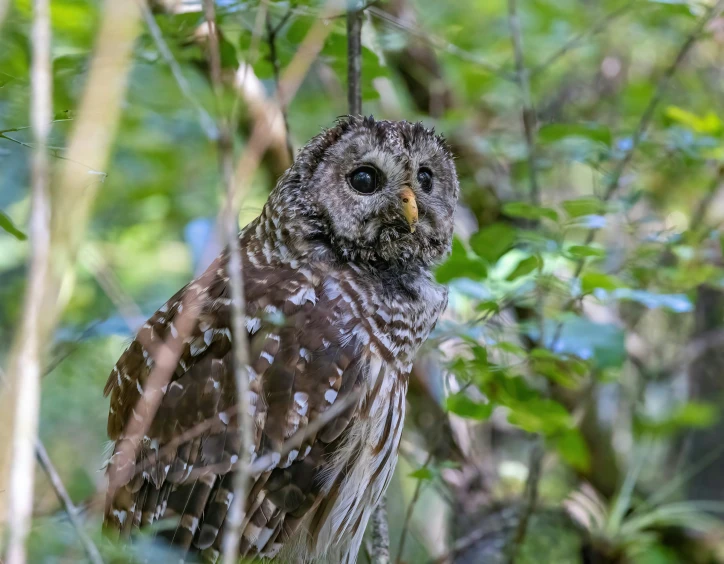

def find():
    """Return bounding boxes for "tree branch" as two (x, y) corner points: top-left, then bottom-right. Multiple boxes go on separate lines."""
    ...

(508, 0), (539, 208)
(199, 2), (254, 563)
(396, 453), (432, 564)
(266, 7), (295, 161)
(505, 438), (544, 563)
(347, 0), (363, 115)
(35, 441), (104, 564)
(370, 498), (391, 564)
(140, 0), (218, 140)
(4, 1), (52, 559)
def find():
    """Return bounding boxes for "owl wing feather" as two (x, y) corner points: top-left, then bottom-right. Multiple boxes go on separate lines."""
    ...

(103, 230), (372, 560)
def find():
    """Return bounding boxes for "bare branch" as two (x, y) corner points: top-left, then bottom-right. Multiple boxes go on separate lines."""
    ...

(530, 2), (638, 76)
(368, 6), (510, 80)
(106, 291), (203, 499)
(139, 0), (218, 140)
(370, 498), (391, 564)
(266, 7), (295, 161)
(230, 0), (338, 211)
(347, 0), (363, 115)
(396, 453), (432, 564)
(505, 438), (544, 564)
(82, 246), (145, 333)
(508, 0), (539, 208)
(0, 0), (9, 33)
(4, 0), (52, 559)
(200, 2), (254, 562)
(35, 441), (104, 564)
(691, 164), (724, 230)
(182, 389), (362, 482)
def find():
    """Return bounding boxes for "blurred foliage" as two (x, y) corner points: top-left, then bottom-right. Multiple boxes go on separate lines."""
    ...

(3, 0), (724, 561)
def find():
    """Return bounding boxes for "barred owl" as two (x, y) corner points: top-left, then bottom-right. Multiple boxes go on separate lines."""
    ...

(103, 116), (459, 563)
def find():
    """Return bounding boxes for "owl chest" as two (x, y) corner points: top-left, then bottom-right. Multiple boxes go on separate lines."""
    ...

(310, 357), (406, 558)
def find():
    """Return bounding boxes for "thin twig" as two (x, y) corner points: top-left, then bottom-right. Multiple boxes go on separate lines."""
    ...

(506, 438), (544, 564)
(5, 0), (52, 559)
(508, 0), (539, 208)
(368, 6), (511, 80)
(106, 291), (203, 499)
(200, 3), (254, 563)
(35, 441), (104, 564)
(82, 246), (145, 333)
(429, 524), (501, 564)
(370, 498), (391, 564)
(230, 0), (338, 209)
(266, 7), (295, 161)
(530, 1), (639, 76)
(396, 453), (432, 564)
(183, 389), (362, 481)
(347, 0), (363, 115)
(691, 164), (724, 229)
(551, 0), (724, 349)
(140, 0), (218, 140)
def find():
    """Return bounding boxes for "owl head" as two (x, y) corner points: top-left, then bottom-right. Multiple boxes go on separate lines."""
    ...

(267, 116), (459, 270)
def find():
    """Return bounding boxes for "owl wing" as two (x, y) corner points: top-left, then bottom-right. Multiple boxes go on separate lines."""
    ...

(103, 235), (373, 559)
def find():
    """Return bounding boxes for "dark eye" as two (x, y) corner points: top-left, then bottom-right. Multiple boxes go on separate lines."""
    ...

(348, 165), (380, 194)
(417, 167), (433, 192)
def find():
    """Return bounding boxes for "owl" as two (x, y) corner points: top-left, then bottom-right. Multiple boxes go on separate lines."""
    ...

(103, 116), (459, 563)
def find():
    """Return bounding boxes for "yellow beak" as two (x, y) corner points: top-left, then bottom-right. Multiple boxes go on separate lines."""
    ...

(400, 187), (418, 233)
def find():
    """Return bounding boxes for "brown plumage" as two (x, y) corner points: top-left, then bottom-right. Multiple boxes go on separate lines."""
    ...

(103, 116), (459, 562)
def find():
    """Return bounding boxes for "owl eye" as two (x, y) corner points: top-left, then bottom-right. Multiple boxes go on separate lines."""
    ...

(417, 167), (433, 192)
(348, 165), (380, 194)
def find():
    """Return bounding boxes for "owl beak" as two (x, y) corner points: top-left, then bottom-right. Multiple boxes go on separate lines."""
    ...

(400, 187), (418, 233)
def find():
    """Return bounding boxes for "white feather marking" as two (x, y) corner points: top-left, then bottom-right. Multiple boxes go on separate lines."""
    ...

(218, 411), (229, 425)
(113, 509), (127, 525)
(294, 392), (309, 416)
(288, 286), (316, 306)
(260, 351), (274, 364)
(324, 389), (338, 404)
(169, 322), (178, 339)
(245, 317), (261, 334)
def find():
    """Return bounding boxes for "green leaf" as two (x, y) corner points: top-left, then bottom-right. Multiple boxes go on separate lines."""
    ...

(562, 197), (605, 218)
(476, 300), (500, 315)
(636, 401), (718, 436)
(445, 393), (494, 420)
(506, 397), (572, 435)
(435, 237), (487, 283)
(470, 222), (516, 263)
(665, 106), (722, 135)
(568, 245), (605, 259)
(554, 429), (591, 471)
(0, 210), (27, 240)
(581, 272), (625, 292)
(408, 467), (435, 481)
(538, 123), (612, 146)
(495, 341), (527, 357)
(502, 202), (559, 222)
(506, 255), (540, 281)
